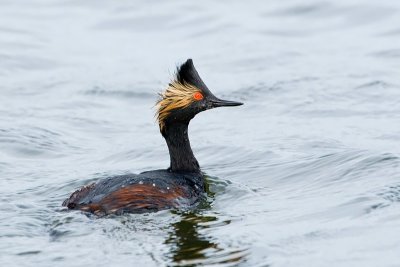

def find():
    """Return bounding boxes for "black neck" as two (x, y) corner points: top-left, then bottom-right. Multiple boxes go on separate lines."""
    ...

(163, 122), (200, 173)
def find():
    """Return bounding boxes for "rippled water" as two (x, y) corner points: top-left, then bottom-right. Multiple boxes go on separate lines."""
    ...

(1, 0), (400, 266)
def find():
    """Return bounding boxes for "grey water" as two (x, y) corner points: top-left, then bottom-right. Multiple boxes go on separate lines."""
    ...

(1, 0), (400, 266)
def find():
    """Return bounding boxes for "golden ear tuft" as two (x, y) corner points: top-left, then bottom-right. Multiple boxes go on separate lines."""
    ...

(156, 81), (201, 131)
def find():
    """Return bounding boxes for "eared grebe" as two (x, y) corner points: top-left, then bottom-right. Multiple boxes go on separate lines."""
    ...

(63, 59), (243, 215)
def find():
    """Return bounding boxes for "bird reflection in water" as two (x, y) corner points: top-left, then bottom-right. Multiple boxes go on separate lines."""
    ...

(164, 176), (249, 266)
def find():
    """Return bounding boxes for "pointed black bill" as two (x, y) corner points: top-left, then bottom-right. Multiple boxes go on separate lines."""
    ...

(210, 98), (243, 108)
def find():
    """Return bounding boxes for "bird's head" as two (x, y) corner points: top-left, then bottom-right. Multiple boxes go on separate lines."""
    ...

(156, 59), (243, 135)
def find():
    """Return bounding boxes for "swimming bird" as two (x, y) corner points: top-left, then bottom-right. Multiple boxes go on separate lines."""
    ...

(63, 59), (243, 215)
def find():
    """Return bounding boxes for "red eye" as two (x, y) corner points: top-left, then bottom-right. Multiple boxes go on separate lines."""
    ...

(193, 92), (204, 101)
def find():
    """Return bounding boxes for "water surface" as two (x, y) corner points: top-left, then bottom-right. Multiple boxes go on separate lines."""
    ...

(1, 0), (400, 266)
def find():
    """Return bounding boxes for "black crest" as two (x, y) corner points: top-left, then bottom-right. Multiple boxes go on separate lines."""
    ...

(176, 59), (210, 94)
